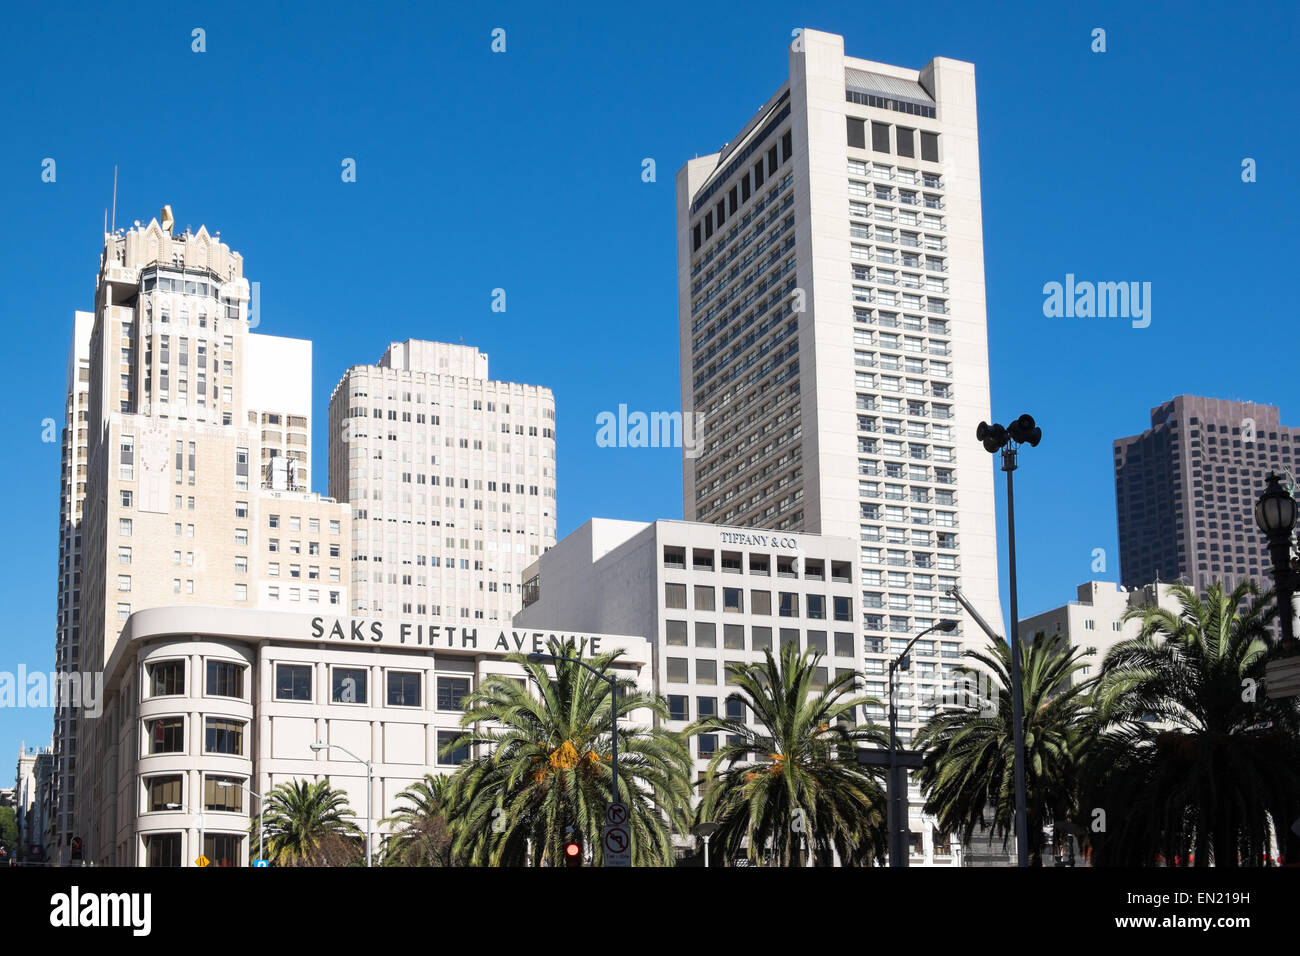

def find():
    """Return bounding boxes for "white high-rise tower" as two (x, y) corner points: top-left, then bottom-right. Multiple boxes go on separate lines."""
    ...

(676, 29), (1005, 862)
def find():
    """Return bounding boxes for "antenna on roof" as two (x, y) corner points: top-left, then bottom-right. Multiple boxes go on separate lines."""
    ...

(111, 165), (117, 233)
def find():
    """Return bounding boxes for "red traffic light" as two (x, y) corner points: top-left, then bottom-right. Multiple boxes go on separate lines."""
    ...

(565, 842), (580, 857)
(564, 840), (582, 866)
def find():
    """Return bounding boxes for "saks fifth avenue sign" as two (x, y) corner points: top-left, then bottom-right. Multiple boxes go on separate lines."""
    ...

(309, 617), (616, 655)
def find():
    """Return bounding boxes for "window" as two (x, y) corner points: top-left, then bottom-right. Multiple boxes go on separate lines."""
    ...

(807, 594), (826, 620)
(147, 717), (185, 754)
(697, 659), (717, 685)
(665, 583), (687, 609)
(750, 590), (772, 615)
(148, 660), (185, 697)
(274, 663), (313, 701)
(206, 661), (244, 699)
(724, 623), (745, 650)
(204, 718), (244, 755)
(697, 696), (717, 718)
(437, 730), (469, 765)
(437, 676), (471, 710)
(666, 620), (688, 646)
(834, 596), (853, 621)
(204, 776), (243, 813)
(725, 698), (745, 722)
(146, 775), (183, 813)
(872, 121), (891, 152)
(331, 667), (368, 704)
(203, 833), (243, 868)
(667, 657), (689, 683)
(144, 833), (182, 868)
(698, 734), (718, 758)
(847, 116), (866, 149)
(779, 592), (799, 617)
(835, 632), (855, 657)
(387, 670), (421, 707)
(723, 587), (744, 613)
(694, 585), (715, 611)
(920, 131), (940, 163)
(695, 621), (716, 648)
(668, 695), (688, 721)
(752, 626), (772, 652)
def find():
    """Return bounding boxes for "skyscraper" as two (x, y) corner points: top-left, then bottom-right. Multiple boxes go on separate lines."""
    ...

(1114, 395), (1291, 593)
(64, 210), (351, 861)
(327, 340), (557, 625)
(676, 29), (1005, 740)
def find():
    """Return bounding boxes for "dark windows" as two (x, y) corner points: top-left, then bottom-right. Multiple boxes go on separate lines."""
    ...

(203, 833), (242, 868)
(437, 676), (471, 710)
(692, 223), (701, 252)
(437, 730), (469, 765)
(754, 158), (765, 188)
(871, 121), (891, 153)
(331, 666), (368, 704)
(146, 775), (182, 812)
(767, 144), (778, 175)
(847, 117), (866, 149)
(896, 126), (915, 157)
(144, 833), (182, 868)
(206, 660), (244, 699)
(697, 696), (717, 718)
(715, 199), (725, 226)
(387, 670), (421, 707)
(275, 663), (313, 701)
(668, 694), (689, 721)
(834, 596), (853, 621)
(704, 212), (713, 239)
(148, 660), (184, 697)
(781, 129), (793, 161)
(741, 173), (751, 201)
(204, 718), (244, 755)
(728, 185), (737, 214)
(147, 717), (184, 754)
(726, 698), (745, 721)
(920, 131), (940, 162)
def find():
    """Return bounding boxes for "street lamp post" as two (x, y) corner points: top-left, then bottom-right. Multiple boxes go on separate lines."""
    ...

(526, 653), (620, 808)
(887, 619), (957, 868)
(1256, 472), (1299, 647)
(976, 413), (1041, 868)
(310, 742), (373, 867)
(693, 821), (719, 868)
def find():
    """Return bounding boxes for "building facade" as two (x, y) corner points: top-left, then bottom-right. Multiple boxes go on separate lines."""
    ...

(63, 211), (352, 863)
(674, 29), (1004, 861)
(1019, 581), (1181, 688)
(1114, 395), (1294, 594)
(514, 517), (969, 865)
(327, 340), (557, 624)
(88, 606), (649, 866)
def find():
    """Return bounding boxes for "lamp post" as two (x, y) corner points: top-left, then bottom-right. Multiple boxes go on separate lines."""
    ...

(976, 413), (1041, 868)
(310, 742), (373, 867)
(693, 821), (719, 868)
(1256, 472), (1299, 648)
(887, 619), (958, 867)
(216, 780), (265, 866)
(526, 653), (620, 809)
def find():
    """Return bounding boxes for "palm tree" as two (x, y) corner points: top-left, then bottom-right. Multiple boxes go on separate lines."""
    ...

(379, 773), (456, 866)
(691, 642), (888, 866)
(443, 636), (693, 866)
(253, 778), (364, 867)
(914, 631), (1093, 866)
(1086, 580), (1300, 867)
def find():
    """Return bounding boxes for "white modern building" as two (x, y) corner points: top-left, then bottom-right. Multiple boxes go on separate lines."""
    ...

(513, 517), (967, 864)
(1019, 581), (1182, 687)
(327, 340), (557, 624)
(675, 29), (1004, 862)
(89, 605), (650, 866)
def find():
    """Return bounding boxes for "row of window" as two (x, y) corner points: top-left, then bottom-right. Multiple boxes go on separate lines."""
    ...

(664, 583), (852, 620)
(666, 621), (854, 657)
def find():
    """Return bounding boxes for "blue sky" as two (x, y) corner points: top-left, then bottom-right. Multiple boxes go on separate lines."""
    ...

(1, 0), (1296, 760)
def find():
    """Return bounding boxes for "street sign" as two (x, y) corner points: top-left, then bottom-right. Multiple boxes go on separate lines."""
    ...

(253, 859), (269, 868)
(603, 801), (630, 867)
(194, 855), (210, 868)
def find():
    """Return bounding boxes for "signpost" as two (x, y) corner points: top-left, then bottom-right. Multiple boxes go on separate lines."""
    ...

(603, 801), (630, 867)
(253, 859), (268, 868)
(194, 855), (210, 868)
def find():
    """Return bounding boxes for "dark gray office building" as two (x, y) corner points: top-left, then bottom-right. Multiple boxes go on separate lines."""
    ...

(1114, 395), (1299, 593)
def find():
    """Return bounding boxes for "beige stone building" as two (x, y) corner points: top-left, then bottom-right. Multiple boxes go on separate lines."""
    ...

(65, 210), (351, 862)
(327, 340), (556, 624)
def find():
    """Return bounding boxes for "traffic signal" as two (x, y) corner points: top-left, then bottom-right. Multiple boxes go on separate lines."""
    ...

(564, 836), (583, 867)
(70, 836), (83, 861)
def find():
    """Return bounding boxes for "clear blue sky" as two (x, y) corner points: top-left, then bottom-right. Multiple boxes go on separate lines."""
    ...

(2, 0), (1297, 762)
